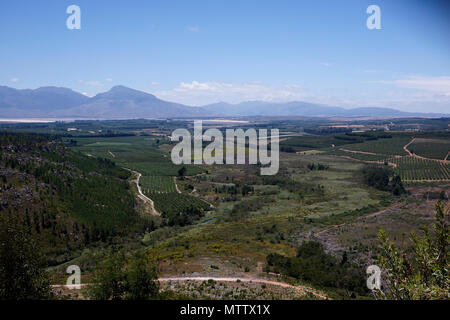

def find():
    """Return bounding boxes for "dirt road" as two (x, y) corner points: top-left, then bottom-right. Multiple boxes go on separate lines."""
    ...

(339, 148), (384, 157)
(173, 177), (181, 194)
(315, 202), (404, 237)
(53, 276), (328, 299)
(135, 171), (159, 216)
(403, 138), (416, 156)
(123, 168), (159, 216)
(403, 138), (450, 164)
(160, 276), (328, 299)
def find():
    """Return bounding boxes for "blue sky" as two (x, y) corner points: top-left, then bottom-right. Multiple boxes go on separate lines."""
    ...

(1, 0), (449, 112)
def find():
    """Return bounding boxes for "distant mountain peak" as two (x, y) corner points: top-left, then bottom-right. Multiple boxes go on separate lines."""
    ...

(93, 85), (156, 100)
(109, 85), (135, 92)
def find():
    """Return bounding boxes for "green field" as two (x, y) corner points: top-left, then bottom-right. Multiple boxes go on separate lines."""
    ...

(408, 139), (450, 160)
(69, 135), (205, 176)
(326, 148), (389, 162)
(68, 135), (211, 225)
(147, 192), (211, 215)
(139, 175), (177, 193)
(389, 156), (450, 181)
(341, 135), (411, 156)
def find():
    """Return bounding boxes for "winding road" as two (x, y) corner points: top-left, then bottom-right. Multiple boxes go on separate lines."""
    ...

(134, 171), (159, 216)
(123, 168), (159, 216)
(159, 276), (328, 299)
(403, 138), (450, 164)
(53, 276), (328, 299)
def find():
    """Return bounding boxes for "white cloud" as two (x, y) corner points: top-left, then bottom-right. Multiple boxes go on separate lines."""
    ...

(153, 76), (450, 113)
(106, 78), (113, 82)
(187, 26), (199, 32)
(10, 77), (19, 83)
(320, 62), (331, 67)
(156, 81), (307, 106)
(380, 76), (450, 95)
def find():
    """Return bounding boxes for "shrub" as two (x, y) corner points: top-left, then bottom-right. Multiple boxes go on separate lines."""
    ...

(376, 201), (449, 299)
(87, 250), (159, 300)
(0, 214), (51, 300)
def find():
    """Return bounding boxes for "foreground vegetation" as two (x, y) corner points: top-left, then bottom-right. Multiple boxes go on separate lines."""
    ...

(376, 201), (449, 299)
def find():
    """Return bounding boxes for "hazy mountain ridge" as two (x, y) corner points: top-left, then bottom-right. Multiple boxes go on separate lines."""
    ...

(201, 101), (448, 118)
(0, 85), (447, 119)
(0, 85), (212, 119)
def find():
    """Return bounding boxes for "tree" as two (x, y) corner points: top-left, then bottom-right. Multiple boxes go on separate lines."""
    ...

(87, 250), (126, 300)
(361, 166), (405, 195)
(266, 241), (368, 297)
(361, 166), (390, 191)
(87, 250), (160, 300)
(375, 201), (449, 299)
(125, 251), (159, 300)
(0, 214), (51, 300)
(178, 166), (187, 179)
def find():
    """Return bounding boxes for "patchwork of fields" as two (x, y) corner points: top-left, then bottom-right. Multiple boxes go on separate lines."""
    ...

(57, 123), (448, 298)
(323, 134), (450, 182)
(389, 156), (450, 181)
(1, 118), (448, 300)
(69, 135), (210, 218)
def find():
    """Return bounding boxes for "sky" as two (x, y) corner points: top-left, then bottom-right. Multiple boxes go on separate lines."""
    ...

(1, 0), (449, 112)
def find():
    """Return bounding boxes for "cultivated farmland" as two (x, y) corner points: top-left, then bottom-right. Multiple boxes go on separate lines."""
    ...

(389, 156), (450, 181)
(408, 139), (450, 160)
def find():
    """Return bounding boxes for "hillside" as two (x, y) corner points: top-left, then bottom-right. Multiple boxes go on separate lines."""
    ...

(0, 132), (151, 265)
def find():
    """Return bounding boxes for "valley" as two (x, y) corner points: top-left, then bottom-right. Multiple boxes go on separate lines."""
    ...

(1, 117), (448, 300)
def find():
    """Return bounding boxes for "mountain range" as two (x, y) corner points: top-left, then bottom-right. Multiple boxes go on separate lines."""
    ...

(201, 101), (443, 118)
(0, 85), (447, 119)
(0, 85), (210, 119)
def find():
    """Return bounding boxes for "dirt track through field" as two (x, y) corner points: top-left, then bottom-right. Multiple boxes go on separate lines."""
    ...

(337, 155), (398, 168)
(403, 138), (416, 156)
(173, 177), (181, 193)
(403, 138), (450, 164)
(339, 148), (384, 157)
(159, 277), (328, 299)
(336, 139), (449, 182)
(314, 202), (404, 237)
(123, 168), (159, 216)
(53, 276), (328, 300)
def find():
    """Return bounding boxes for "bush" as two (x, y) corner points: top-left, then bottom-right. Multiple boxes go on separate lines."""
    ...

(0, 214), (51, 300)
(87, 250), (159, 300)
(376, 201), (449, 299)
(266, 241), (367, 297)
(361, 166), (405, 195)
